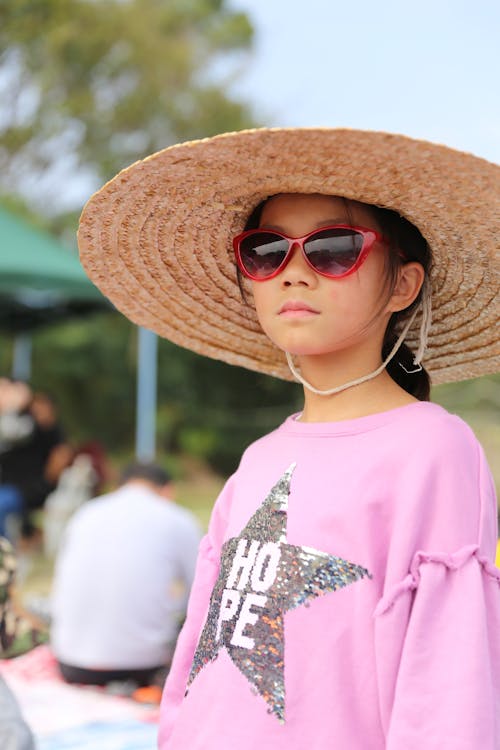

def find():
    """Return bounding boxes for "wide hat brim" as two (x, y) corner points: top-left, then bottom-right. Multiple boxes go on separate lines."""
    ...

(78, 128), (499, 385)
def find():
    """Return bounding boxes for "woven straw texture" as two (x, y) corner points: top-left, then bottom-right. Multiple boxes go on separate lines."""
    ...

(78, 128), (500, 385)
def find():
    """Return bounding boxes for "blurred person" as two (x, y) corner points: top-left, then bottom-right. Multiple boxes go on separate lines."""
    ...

(72, 440), (112, 496)
(0, 536), (48, 657)
(44, 440), (113, 557)
(0, 380), (33, 449)
(23, 390), (74, 513)
(0, 677), (35, 750)
(50, 462), (201, 688)
(0, 379), (34, 538)
(0, 535), (47, 750)
(43, 453), (99, 558)
(0, 381), (72, 541)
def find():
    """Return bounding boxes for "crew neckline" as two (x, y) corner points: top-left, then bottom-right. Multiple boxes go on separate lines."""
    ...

(279, 401), (445, 436)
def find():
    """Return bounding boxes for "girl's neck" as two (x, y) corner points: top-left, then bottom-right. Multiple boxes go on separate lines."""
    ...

(294, 350), (418, 423)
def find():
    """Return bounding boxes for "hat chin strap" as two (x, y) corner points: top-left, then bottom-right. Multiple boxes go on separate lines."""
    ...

(285, 287), (431, 397)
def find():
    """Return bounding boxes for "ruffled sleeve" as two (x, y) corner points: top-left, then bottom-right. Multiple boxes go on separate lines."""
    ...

(374, 544), (500, 750)
(158, 475), (235, 749)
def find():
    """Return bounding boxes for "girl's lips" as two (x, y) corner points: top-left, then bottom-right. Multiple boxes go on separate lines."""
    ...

(278, 301), (320, 317)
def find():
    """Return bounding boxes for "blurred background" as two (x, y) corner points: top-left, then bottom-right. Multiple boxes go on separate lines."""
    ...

(0, 3), (498, 748)
(0, 0), (498, 585)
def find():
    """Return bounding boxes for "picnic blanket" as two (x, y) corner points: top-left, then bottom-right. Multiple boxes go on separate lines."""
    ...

(0, 645), (160, 750)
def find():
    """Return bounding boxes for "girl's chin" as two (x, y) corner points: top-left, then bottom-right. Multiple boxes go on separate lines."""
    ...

(265, 331), (344, 358)
(276, 345), (337, 359)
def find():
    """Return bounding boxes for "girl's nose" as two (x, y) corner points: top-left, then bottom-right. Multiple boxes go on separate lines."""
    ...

(280, 243), (317, 287)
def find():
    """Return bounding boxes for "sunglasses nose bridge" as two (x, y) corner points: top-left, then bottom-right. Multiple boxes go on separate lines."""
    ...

(288, 238), (305, 258)
(279, 237), (317, 283)
(281, 239), (305, 268)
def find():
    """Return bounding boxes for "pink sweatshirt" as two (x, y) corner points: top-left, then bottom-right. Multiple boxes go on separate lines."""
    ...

(159, 402), (500, 749)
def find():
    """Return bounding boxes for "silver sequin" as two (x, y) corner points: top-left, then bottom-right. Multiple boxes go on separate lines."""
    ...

(187, 463), (372, 723)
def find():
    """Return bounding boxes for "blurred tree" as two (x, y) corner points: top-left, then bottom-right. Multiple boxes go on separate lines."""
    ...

(25, 315), (301, 475)
(0, 0), (286, 474)
(0, 2), (498, 483)
(0, 0), (255, 210)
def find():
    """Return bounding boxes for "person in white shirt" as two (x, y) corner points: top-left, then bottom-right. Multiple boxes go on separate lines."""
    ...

(50, 462), (201, 687)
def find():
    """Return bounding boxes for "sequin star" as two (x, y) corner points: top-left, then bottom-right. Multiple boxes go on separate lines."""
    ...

(187, 463), (372, 722)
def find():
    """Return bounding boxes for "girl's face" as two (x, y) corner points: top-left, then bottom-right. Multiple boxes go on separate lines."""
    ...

(250, 193), (399, 361)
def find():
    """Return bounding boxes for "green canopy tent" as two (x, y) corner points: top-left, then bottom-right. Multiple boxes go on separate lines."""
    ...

(0, 206), (108, 334)
(0, 206), (157, 460)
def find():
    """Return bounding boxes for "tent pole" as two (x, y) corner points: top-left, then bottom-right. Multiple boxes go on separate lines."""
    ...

(135, 327), (158, 462)
(12, 334), (32, 381)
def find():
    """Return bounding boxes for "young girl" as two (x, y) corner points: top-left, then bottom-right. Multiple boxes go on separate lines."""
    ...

(78, 128), (500, 749)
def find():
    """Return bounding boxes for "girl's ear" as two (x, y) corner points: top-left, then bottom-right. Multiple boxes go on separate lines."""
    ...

(386, 262), (425, 313)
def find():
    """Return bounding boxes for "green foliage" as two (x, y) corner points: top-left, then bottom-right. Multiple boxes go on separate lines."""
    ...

(0, 0), (256, 198)
(433, 376), (500, 495)
(9, 313), (299, 474)
(433, 376), (500, 415)
(30, 314), (137, 448)
(156, 339), (302, 473)
(0, 0), (270, 473)
(1, 1), (498, 484)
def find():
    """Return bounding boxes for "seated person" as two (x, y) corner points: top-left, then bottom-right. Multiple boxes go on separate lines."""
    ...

(0, 380), (72, 540)
(0, 535), (47, 750)
(0, 379), (34, 538)
(50, 463), (201, 687)
(0, 536), (48, 657)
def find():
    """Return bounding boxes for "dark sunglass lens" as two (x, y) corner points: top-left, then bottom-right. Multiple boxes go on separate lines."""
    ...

(239, 233), (289, 278)
(304, 229), (364, 275)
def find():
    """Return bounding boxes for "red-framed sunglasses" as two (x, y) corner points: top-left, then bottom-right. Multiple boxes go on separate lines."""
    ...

(233, 224), (387, 281)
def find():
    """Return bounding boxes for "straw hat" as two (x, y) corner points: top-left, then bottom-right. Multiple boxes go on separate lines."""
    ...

(78, 128), (499, 385)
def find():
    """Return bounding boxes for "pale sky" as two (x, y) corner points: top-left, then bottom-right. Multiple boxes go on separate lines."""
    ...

(228, 0), (500, 163)
(23, 0), (499, 212)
